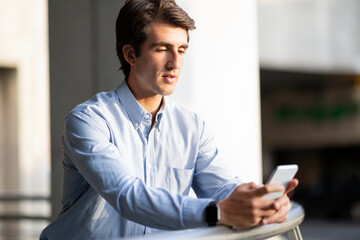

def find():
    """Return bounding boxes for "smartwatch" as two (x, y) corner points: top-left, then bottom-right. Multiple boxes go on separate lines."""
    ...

(204, 201), (220, 226)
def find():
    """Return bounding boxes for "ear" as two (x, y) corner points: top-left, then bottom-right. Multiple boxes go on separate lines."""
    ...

(122, 44), (136, 65)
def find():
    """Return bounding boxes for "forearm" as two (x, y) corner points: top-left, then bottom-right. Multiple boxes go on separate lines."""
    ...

(118, 179), (213, 229)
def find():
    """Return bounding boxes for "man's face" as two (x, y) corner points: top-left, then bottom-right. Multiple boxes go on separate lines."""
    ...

(128, 22), (188, 99)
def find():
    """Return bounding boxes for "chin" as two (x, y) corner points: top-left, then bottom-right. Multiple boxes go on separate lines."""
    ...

(160, 85), (176, 96)
(162, 91), (175, 96)
(162, 88), (176, 96)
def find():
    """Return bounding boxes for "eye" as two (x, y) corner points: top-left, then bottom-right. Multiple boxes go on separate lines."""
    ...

(156, 47), (167, 52)
(178, 48), (186, 54)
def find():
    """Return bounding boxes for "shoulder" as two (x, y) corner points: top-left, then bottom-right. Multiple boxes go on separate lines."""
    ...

(64, 88), (121, 134)
(68, 88), (120, 120)
(166, 98), (201, 121)
(164, 98), (205, 134)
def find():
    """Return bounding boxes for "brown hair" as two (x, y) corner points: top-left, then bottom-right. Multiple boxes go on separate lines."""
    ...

(115, 0), (196, 79)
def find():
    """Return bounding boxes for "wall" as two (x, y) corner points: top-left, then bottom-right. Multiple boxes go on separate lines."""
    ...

(174, 0), (262, 183)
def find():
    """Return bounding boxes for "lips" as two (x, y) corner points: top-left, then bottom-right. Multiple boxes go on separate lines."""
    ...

(162, 73), (177, 83)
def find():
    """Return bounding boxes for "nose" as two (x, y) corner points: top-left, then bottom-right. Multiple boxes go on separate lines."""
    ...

(166, 51), (182, 70)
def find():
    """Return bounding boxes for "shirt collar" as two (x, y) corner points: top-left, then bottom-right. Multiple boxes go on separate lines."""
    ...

(116, 80), (165, 131)
(155, 99), (165, 131)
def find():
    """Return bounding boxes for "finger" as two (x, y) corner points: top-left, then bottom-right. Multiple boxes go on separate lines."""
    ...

(262, 202), (291, 225)
(257, 208), (277, 218)
(260, 199), (279, 209)
(236, 182), (258, 191)
(252, 184), (285, 197)
(270, 205), (289, 223)
(273, 195), (290, 210)
(248, 182), (260, 190)
(232, 182), (264, 199)
(242, 206), (277, 225)
(284, 179), (299, 195)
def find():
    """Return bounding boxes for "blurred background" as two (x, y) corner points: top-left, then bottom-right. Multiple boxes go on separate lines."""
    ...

(0, 0), (359, 239)
(259, 0), (360, 239)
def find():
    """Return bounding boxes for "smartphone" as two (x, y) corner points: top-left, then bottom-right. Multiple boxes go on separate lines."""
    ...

(263, 164), (298, 200)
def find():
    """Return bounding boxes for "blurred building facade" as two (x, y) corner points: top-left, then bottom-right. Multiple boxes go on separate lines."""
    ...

(258, 0), (360, 226)
(0, 0), (50, 238)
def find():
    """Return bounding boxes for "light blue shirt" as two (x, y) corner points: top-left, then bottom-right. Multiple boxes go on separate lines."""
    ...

(40, 81), (242, 239)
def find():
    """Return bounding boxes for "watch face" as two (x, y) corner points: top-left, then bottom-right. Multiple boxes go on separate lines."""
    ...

(205, 202), (218, 226)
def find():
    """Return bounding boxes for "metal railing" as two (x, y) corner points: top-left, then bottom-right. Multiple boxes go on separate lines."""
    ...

(0, 196), (304, 240)
(0, 194), (51, 221)
(127, 201), (304, 240)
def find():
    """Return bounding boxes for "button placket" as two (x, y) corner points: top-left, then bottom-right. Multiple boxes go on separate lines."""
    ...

(143, 134), (149, 185)
(148, 127), (156, 188)
(138, 122), (151, 185)
(142, 113), (155, 186)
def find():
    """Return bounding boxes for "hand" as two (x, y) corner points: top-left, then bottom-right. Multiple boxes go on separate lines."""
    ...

(217, 182), (285, 228)
(260, 178), (299, 225)
(217, 179), (299, 228)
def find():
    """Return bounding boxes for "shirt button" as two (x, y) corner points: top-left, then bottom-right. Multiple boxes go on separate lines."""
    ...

(147, 229), (152, 234)
(145, 113), (151, 119)
(134, 122), (139, 127)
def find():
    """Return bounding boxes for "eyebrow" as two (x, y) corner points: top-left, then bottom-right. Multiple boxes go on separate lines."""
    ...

(150, 42), (189, 50)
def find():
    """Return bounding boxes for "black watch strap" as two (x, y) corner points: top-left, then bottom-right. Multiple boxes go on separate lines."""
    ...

(204, 201), (219, 226)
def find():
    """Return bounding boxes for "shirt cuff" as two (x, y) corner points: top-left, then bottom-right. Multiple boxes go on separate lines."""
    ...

(182, 197), (214, 229)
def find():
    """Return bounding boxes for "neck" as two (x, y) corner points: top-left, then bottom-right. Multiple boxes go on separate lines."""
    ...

(137, 96), (163, 117)
(126, 78), (163, 117)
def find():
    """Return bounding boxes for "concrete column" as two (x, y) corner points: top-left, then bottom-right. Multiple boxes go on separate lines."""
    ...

(48, 0), (125, 218)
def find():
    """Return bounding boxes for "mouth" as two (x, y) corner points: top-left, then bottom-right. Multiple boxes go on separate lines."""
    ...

(162, 73), (177, 83)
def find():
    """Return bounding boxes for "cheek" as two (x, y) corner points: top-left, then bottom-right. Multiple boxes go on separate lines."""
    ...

(137, 58), (158, 75)
(179, 54), (185, 66)
(153, 58), (168, 75)
(136, 54), (167, 77)
(145, 54), (163, 67)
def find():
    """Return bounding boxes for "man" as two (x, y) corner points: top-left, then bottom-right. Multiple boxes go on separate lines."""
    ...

(40, 0), (298, 239)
